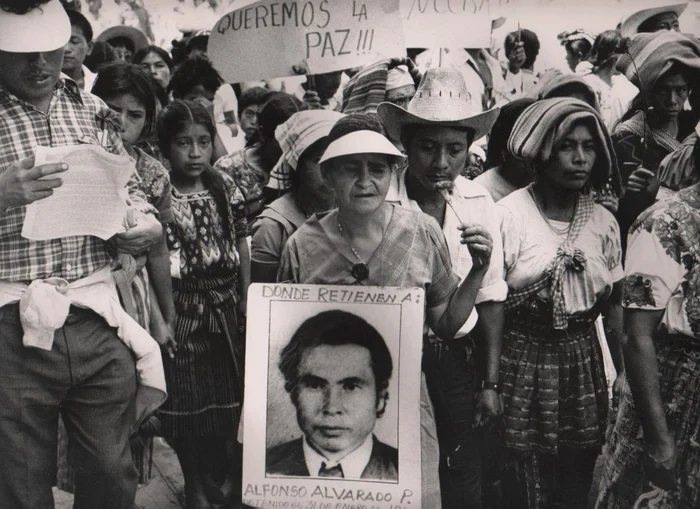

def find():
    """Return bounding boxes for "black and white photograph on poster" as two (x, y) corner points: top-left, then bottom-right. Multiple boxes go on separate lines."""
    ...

(242, 284), (424, 508)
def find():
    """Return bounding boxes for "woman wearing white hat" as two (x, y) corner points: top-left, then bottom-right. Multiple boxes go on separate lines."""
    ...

(278, 113), (493, 508)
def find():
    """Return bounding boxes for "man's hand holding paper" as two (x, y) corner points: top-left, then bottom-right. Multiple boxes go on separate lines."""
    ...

(0, 154), (68, 212)
(21, 145), (137, 241)
(113, 209), (162, 256)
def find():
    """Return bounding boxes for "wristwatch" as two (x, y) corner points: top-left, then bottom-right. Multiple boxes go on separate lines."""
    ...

(479, 380), (500, 392)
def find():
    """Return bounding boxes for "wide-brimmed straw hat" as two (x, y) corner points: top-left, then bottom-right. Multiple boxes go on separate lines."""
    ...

(96, 25), (149, 52)
(319, 130), (405, 166)
(377, 67), (500, 143)
(620, 2), (688, 38)
(0, 0), (70, 53)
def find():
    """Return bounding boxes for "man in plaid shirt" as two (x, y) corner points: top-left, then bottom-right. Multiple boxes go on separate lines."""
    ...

(0, 2), (163, 508)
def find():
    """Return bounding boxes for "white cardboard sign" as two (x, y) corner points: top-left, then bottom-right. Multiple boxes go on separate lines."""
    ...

(242, 283), (424, 508)
(208, 0), (406, 83)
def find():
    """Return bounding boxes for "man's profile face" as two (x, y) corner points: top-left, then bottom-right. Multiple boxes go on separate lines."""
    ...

(295, 344), (382, 458)
(0, 47), (64, 106)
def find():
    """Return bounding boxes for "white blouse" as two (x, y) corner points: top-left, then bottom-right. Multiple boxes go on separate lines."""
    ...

(499, 187), (624, 315)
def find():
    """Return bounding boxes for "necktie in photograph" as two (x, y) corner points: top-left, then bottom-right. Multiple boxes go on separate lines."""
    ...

(318, 462), (344, 478)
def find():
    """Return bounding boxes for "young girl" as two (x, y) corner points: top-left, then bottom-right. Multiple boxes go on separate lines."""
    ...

(157, 99), (250, 509)
(91, 62), (177, 353)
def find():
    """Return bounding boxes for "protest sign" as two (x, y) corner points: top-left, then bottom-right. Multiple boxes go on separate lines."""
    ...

(400, 0), (555, 49)
(208, 0), (406, 83)
(243, 284), (424, 508)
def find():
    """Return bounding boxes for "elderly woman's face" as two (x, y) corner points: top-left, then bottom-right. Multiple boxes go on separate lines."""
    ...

(542, 124), (596, 191)
(325, 153), (393, 216)
(406, 126), (470, 190)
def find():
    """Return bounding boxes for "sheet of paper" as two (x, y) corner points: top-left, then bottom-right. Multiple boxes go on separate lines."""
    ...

(22, 145), (132, 241)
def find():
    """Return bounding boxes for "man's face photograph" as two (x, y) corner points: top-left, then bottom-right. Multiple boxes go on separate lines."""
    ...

(295, 343), (383, 459)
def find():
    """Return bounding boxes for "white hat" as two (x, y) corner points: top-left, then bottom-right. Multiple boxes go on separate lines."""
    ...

(620, 2), (688, 38)
(386, 65), (415, 92)
(0, 0), (70, 53)
(319, 130), (404, 165)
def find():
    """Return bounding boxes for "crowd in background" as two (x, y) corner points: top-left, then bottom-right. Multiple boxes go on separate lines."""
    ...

(1, 1), (700, 509)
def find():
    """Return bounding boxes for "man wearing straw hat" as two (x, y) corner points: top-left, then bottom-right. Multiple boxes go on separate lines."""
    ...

(378, 67), (506, 509)
(0, 1), (165, 508)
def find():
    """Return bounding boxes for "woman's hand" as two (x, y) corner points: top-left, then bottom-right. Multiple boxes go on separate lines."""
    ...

(626, 168), (660, 199)
(151, 315), (177, 359)
(644, 432), (677, 491)
(458, 223), (492, 271)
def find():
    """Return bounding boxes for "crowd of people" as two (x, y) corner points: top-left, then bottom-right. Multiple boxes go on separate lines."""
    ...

(0, 1), (699, 509)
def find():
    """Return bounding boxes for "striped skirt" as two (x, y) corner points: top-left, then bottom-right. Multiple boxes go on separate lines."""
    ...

(158, 273), (243, 438)
(595, 332), (700, 508)
(501, 298), (609, 455)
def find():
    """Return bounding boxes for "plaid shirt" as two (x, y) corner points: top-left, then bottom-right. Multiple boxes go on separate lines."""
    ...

(0, 76), (153, 283)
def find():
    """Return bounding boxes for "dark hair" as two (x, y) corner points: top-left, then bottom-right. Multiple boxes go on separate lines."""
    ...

(158, 99), (233, 236)
(291, 138), (329, 190)
(326, 112), (384, 144)
(0, 0), (50, 14)
(256, 92), (302, 142)
(486, 97), (536, 168)
(565, 39), (592, 61)
(638, 11), (677, 33)
(400, 123), (473, 152)
(589, 30), (624, 70)
(238, 86), (272, 118)
(66, 8), (93, 42)
(279, 310), (393, 416)
(91, 62), (158, 140)
(184, 33), (209, 57)
(170, 56), (223, 99)
(543, 82), (598, 110)
(108, 36), (135, 54)
(84, 40), (116, 73)
(504, 29), (540, 70)
(133, 45), (174, 70)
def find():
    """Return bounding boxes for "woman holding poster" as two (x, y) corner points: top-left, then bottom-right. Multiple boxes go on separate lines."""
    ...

(277, 113), (493, 507)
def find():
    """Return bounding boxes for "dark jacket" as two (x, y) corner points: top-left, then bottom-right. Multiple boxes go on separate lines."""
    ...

(266, 435), (398, 482)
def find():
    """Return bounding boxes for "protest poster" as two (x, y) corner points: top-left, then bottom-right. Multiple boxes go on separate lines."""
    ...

(208, 0), (406, 84)
(242, 284), (424, 508)
(400, 0), (556, 49)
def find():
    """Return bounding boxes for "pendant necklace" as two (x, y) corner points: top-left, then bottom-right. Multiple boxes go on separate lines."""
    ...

(337, 220), (370, 282)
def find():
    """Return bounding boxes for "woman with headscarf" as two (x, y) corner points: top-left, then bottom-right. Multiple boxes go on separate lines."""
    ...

(558, 29), (596, 74)
(215, 92), (302, 227)
(594, 142), (700, 509)
(497, 98), (625, 509)
(278, 112), (496, 508)
(613, 31), (700, 248)
(580, 30), (638, 132)
(251, 110), (344, 283)
(341, 57), (421, 114)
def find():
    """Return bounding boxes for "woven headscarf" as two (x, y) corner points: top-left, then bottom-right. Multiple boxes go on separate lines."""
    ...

(616, 31), (700, 90)
(267, 110), (345, 191)
(558, 29), (596, 47)
(342, 58), (421, 114)
(508, 97), (621, 195)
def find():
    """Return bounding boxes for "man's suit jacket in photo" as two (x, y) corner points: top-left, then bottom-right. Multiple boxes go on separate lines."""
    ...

(266, 435), (398, 482)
